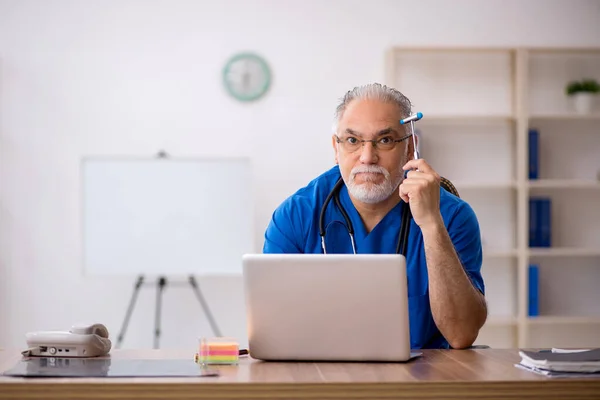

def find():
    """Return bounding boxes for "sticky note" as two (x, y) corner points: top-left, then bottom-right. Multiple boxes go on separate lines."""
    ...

(198, 338), (239, 365)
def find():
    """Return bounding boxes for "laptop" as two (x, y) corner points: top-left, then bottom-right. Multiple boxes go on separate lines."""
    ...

(242, 253), (414, 362)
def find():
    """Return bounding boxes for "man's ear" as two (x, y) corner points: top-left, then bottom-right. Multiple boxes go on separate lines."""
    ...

(332, 135), (339, 164)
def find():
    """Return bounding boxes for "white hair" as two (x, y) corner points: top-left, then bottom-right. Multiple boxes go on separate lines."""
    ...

(332, 83), (412, 133)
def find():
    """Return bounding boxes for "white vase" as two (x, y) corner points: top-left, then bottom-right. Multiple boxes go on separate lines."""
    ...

(572, 93), (596, 114)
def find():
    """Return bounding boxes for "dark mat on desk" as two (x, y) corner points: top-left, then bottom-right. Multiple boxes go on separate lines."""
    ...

(2, 357), (219, 378)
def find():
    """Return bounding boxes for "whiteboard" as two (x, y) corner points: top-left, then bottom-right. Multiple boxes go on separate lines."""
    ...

(81, 157), (254, 276)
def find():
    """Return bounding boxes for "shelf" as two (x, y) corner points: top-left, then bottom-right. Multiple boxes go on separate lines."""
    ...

(454, 182), (517, 190)
(529, 113), (600, 120)
(528, 47), (600, 54)
(527, 316), (600, 325)
(485, 316), (518, 327)
(528, 248), (600, 257)
(528, 179), (600, 189)
(417, 115), (515, 125)
(483, 249), (518, 258)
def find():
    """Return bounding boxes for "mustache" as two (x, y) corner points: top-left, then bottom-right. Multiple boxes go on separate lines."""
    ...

(350, 165), (390, 181)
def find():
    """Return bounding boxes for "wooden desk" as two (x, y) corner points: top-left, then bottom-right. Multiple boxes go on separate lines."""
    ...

(1, 348), (599, 399)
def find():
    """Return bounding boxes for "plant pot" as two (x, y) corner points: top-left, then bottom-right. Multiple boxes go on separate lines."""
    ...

(571, 93), (596, 114)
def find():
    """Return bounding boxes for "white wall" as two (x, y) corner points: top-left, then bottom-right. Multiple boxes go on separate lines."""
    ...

(1, 0), (599, 350)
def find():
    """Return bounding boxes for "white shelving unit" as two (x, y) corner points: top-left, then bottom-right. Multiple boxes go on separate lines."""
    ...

(386, 47), (600, 349)
(528, 179), (600, 189)
(528, 248), (600, 257)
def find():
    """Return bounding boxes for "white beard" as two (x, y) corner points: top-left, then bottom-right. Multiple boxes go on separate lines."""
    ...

(344, 164), (403, 204)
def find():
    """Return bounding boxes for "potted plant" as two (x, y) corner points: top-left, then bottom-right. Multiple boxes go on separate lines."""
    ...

(565, 78), (600, 114)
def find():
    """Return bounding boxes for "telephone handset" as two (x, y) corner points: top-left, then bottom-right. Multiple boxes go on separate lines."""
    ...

(23, 323), (112, 357)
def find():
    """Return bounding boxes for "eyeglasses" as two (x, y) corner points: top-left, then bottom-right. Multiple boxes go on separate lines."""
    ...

(334, 133), (413, 153)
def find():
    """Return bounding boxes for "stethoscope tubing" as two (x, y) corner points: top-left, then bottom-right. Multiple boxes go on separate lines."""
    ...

(319, 177), (411, 257)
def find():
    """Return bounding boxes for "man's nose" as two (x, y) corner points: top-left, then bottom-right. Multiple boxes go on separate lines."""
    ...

(359, 142), (378, 164)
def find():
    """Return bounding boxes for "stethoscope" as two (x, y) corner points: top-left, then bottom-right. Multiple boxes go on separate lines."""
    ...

(319, 112), (423, 257)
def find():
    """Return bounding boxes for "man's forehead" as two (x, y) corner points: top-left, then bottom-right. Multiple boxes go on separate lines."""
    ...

(339, 114), (403, 136)
(344, 127), (398, 137)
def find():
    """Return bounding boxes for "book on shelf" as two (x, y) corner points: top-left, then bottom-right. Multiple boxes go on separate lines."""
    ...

(516, 348), (600, 377)
(528, 265), (539, 317)
(529, 197), (551, 247)
(528, 128), (539, 180)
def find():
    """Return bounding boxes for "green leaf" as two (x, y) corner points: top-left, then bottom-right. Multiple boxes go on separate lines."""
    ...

(566, 78), (599, 95)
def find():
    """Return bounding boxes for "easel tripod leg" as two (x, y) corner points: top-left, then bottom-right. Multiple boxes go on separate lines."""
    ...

(188, 275), (222, 337)
(154, 276), (167, 349)
(116, 275), (145, 349)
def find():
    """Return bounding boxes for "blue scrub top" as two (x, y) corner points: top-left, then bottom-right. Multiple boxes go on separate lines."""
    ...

(263, 165), (484, 349)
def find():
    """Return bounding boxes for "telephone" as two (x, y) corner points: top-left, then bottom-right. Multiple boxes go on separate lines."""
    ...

(24, 323), (112, 357)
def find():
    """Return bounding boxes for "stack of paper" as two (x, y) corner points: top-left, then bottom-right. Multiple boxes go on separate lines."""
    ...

(516, 348), (600, 377)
